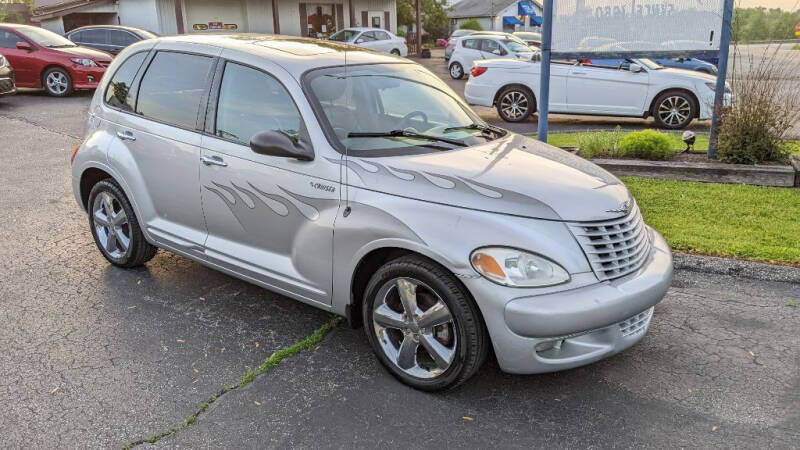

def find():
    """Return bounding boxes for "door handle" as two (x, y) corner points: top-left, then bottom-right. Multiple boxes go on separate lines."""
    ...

(116, 130), (136, 141)
(201, 155), (228, 167)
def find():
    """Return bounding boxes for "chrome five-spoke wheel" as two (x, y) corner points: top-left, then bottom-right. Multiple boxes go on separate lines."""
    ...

(92, 191), (130, 259)
(372, 277), (457, 379)
(43, 68), (72, 97)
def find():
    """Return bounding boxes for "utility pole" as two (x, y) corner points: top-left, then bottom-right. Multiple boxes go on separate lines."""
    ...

(536, 0), (553, 142)
(416, 0), (422, 56)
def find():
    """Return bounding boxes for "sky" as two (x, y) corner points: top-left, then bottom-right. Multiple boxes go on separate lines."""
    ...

(737, 0), (800, 9)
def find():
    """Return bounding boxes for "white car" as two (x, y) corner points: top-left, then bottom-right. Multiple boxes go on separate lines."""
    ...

(465, 58), (731, 129)
(448, 35), (535, 80)
(328, 27), (408, 56)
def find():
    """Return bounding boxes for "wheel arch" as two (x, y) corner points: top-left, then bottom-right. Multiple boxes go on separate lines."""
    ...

(649, 87), (700, 118)
(79, 167), (113, 211)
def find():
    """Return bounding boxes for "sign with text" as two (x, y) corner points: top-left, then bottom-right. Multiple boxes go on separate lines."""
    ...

(551, 0), (724, 57)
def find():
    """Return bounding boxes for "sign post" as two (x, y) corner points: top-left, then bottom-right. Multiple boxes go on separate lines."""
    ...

(536, 0), (553, 142)
(708, 0), (734, 159)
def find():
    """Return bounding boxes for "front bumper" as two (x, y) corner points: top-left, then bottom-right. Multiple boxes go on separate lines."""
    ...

(466, 228), (672, 374)
(70, 65), (107, 90)
(698, 90), (732, 120)
(0, 76), (15, 96)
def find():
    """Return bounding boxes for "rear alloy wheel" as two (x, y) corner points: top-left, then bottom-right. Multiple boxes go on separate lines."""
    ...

(362, 255), (489, 391)
(43, 67), (73, 97)
(653, 91), (697, 129)
(497, 86), (534, 122)
(449, 62), (464, 80)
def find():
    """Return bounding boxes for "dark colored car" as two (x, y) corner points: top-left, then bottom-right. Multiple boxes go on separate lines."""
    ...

(0, 23), (112, 97)
(0, 53), (16, 97)
(652, 57), (717, 75)
(66, 25), (157, 55)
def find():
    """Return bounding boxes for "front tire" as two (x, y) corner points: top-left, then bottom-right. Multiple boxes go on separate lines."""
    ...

(496, 86), (535, 122)
(362, 255), (489, 391)
(43, 67), (73, 97)
(88, 179), (157, 268)
(449, 62), (464, 80)
(652, 90), (697, 129)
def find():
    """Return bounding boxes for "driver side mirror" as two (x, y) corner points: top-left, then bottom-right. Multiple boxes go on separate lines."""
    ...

(16, 41), (33, 51)
(629, 63), (643, 73)
(250, 130), (314, 161)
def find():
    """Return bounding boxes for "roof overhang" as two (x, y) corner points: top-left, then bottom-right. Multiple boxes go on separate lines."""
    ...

(32, 0), (112, 22)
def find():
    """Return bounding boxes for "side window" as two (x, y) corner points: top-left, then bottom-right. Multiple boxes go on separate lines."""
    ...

(360, 32), (377, 42)
(110, 30), (137, 47)
(136, 51), (214, 129)
(215, 62), (303, 146)
(0, 31), (22, 49)
(375, 31), (390, 40)
(481, 39), (503, 55)
(68, 31), (84, 42)
(104, 51), (147, 111)
(83, 29), (109, 44)
(462, 39), (478, 50)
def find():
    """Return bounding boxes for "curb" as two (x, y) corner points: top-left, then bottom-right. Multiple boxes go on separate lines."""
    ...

(673, 252), (800, 284)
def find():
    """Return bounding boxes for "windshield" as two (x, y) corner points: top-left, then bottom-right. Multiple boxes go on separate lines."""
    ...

(329, 30), (359, 42)
(636, 58), (663, 70)
(503, 40), (531, 53)
(306, 63), (499, 156)
(20, 26), (76, 48)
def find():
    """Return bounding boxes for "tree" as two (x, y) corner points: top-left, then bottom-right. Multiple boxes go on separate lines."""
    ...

(396, 0), (451, 39)
(459, 19), (483, 31)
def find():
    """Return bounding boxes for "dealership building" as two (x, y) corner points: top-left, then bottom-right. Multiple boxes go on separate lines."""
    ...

(33, 0), (398, 38)
(448, 0), (542, 33)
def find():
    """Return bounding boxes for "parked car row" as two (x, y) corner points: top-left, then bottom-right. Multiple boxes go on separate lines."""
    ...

(328, 27), (408, 56)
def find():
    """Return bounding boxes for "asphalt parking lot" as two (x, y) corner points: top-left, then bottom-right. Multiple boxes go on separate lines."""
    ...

(1, 91), (799, 449)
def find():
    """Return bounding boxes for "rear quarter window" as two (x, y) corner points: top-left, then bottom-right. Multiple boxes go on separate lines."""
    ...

(104, 51), (148, 111)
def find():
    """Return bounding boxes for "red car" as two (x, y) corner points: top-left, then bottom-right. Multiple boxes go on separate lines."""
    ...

(0, 24), (112, 97)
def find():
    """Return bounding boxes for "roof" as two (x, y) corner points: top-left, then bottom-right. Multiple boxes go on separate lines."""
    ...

(448, 0), (542, 19)
(68, 24), (157, 36)
(33, 0), (111, 21)
(153, 34), (404, 78)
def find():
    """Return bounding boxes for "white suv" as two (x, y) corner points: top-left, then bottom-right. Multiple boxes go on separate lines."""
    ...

(448, 36), (535, 80)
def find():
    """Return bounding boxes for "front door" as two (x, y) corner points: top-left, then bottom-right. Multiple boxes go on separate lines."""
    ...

(0, 29), (36, 86)
(199, 57), (339, 306)
(566, 61), (650, 115)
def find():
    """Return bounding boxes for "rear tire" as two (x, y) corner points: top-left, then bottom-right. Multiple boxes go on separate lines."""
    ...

(362, 255), (489, 391)
(449, 62), (464, 80)
(390, 49), (401, 56)
(652, 90), (697, 130)
(43, 67), (73, 97)
(496, 85), (535, 122)
(88, 179), (157, 268)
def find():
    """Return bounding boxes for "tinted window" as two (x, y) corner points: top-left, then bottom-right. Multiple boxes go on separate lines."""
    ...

(215, 62), (303, 146)
(105, 52), (148, 111)
(0, 30), (22, 49)
(110, 30), (137, 46)
(136, 52), (213, 129)
(82, 29), (109, 44)
(481, 39), (504, 55)
(462, 39), (479, 50)
(68, 30), (84, 42)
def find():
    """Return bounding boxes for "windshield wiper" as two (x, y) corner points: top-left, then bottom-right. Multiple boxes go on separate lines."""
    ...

(444, 123), (503, 135)
(348, 130), (466, 147)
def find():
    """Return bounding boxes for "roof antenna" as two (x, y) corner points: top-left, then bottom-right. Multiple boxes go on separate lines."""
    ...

(342, 48), (352, 217)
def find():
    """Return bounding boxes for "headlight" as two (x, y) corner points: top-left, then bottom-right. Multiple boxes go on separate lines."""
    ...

(0, 55), (7, 69)
(705, 82), (732, 94)
(71, 58), (97, 67)
(470, 247), (570, 287)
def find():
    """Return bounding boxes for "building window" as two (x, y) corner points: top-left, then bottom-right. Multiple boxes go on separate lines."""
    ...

(305, 4), (336, 38)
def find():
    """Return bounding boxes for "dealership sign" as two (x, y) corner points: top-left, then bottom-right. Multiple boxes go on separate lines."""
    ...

(192, 22), (239, 31)
(550, 0), (725, 58)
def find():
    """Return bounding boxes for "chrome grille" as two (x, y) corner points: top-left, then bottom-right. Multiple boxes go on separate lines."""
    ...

(618, 307), (654, 337)
(569, 202), (651, 281)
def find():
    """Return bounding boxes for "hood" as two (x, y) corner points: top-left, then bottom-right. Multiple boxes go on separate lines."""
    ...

(333, 134), (632, 222)
(659, 67), (716, 82)
(50, 45), (112, 61)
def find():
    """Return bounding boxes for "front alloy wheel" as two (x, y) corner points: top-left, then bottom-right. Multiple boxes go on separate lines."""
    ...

(449, 62), (464, 80)
(362, 255), (489, 391)
(43, 68), (73, 97)
(653, 91), (696, 129)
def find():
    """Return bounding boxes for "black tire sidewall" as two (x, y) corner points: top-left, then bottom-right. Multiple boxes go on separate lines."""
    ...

(391, 49), (400, 55)
(497, 87), (534, 122)
(653, 91), (696, 129)
(43, 68), (72, 97)
(361, 256), (485, 391)
(87, 180), (139, 266)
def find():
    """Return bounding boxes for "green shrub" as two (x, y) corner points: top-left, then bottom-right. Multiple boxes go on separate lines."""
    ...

(617, 130), (674, 160)
(459, 19), (483, 31)
(717, 118), (789, 164)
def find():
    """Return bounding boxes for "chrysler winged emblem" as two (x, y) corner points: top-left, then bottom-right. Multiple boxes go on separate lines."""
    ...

(606, 200), (631, 215)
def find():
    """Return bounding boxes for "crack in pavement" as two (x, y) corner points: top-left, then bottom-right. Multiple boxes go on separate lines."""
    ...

(122, 316), (343, 449)
(0, 113), (82, 140)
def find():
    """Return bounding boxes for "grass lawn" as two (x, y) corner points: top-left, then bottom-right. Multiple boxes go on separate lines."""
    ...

(548, 132), (711, 152)
(623, 177), (800, 265)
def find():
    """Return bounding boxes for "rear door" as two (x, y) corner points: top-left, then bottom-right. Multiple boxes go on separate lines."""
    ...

(104, 46), (217, 257)
(373, 30), (393, 52)
(81, 28), (113, 54)
(356, 31), (380, 51)
(108, 29), (139, 54)
(458, 38), (482, 67)
(199, 52), (339, 306)
(566, 60), (650, 115)
(480, 38), (508, 59)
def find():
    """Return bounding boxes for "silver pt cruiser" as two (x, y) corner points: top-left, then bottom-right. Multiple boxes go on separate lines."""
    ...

(71, 35), (673, 391)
